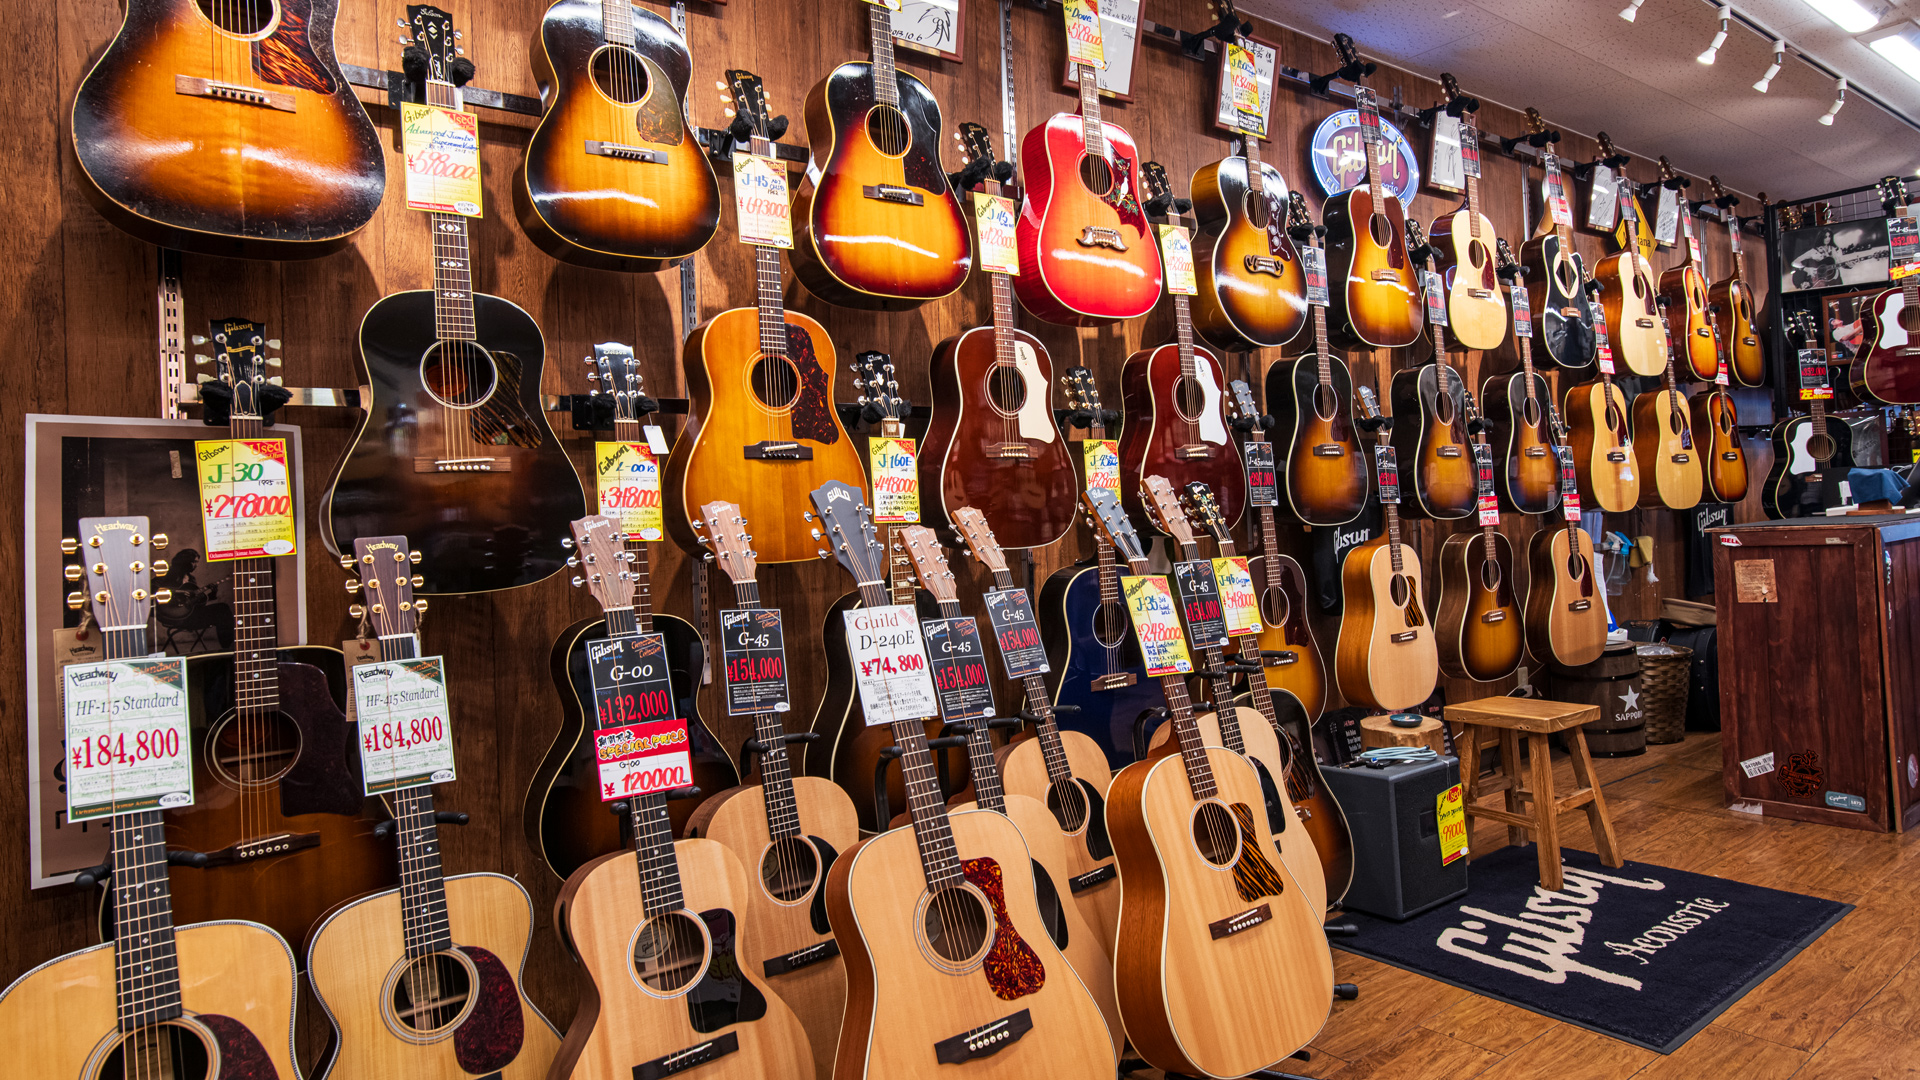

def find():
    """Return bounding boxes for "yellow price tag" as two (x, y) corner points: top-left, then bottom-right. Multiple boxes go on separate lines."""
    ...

(732, 152), (793, 249)
(870, 437), (920, 523)
(1437, 782), (1469, 865)
(1159, 224), (1197, 296)
(1213, 557), (1261, 637)
(1122, 575), (1193, 676)
(973, 192), (1019, 275)
(195, 438), (297, 561)
(401, 103), (482, 216)
(1226, 41), (1262, 126)
(1083, 439), (1119, 494)
(595, 442), (663, 541)
(1062, 0), (1106, 69)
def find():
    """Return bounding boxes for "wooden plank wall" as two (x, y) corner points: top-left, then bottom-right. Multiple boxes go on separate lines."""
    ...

(0, 0), (1774, 1037)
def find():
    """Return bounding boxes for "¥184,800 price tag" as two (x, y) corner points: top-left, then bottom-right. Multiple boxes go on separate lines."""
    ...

(720, 608), (790, 716)
(1122, 575), (1193, 676)
(353, 657), (456, 795)
(1084, 439), (1119, 494)
(401, 103), (482, 216)
(1213, 557), (1261, 637)
(984, 587), (1049, 679)
(1172, 559), (1229, 649)
(1159, 225), (1198, 296)
(923, 617), (996, 722)
(588, 633), (689, 801)
(64, 657), (193, 822)
(1245, 441), (1277, 507)
(974, 192), (1019, 275)
(732, 152), (793, 249)
(869, 437), (919, 523)
(595, 442), (662, 541)
(196, 438), (297, 561)
(845, 604), (939, 725)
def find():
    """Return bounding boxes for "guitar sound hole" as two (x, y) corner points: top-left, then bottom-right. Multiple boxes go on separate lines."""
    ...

(1479, 559), (1503, 592)
(1259, 586), (1290, 630)
(1389, 573), (1411, 608)
(865, 105), (910, 157)
(391, 951), (474, 1034)
(760, 836), (821, 902)
(421, 341), (500, 408)
(750, 356), (803, 409)
(1566, 553), (1587, 581)
(1046, 779), (1089, 833)
(1556, 259), (1578, 294)
(1078, 154), (1115, 198)
(921, 885), (991, 963)
(1093, 601), (1129, 648)
(1434, 388), (1456, 426)
(1190, 800), (1241, 867)
(1311, 381), (1340, 423)
(1606, 401), (1627, 433)
(97, 1021), (213, 1080)
(634, 911), (709, 994)
(1173, 376), (1206, 421)
(1367, 212), (1392, 248)
(196, 0), (276, 37)
(1522, 396), (1543, 429)
(589, 45), (651, 105)
(207, 708), (303, 789)
(988, 363), (1027, 415)
(1806, 432), (1835, 462)
(1240, 189), (1271, 230)
(1899, 305), (1920, 333)
(1468, 239), (1490, 271)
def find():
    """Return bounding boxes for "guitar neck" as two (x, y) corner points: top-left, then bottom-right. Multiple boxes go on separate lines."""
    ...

(374, 630), (456, 958)
(611, 418), (657, 634)
(222, 411), (284, 724)
(1243, 127), (1263, 199)
(868, 3), (900, 107)
(755, 240), (790, 362)
(931, 597), (1008, 814)
(426, 80), (477, 342)
(106, 626), (184, 1031)
(1077, 63), (1106, 160)
(601, 0), (634, 44)
(1518, 336), (1538, 404)
(630, 790), (686, 914)
(730, 578), (803, 840)
(1311, 264), (1334, 387)
(1184, 540), (1245, 756)
(989, 569), (1078, 789)
(1120, 553), (1218, 799)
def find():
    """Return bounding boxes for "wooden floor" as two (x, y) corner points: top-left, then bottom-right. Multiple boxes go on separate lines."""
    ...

(1140, 733), (1920, 1080)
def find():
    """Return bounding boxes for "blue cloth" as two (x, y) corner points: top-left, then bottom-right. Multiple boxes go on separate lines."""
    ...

(1844, 468), (1907, 505)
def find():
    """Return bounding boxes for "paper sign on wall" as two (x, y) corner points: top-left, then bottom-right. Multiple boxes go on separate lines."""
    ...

(63, 657), (193, 822)
(732, 152), (793, 248)
(595, 442), (663, 541)
(974, 192), (1019, 275)
(1213, 557), (1261, 637)
(1122, 575), (1192, 676)
(844, 605), (939, 725)
(869, 437), (920, 523)
(1437, 783), (1468, 865)
(1159, 225), (1197, 296)
(196, 438), (297, 561)
(353, 657), (456, 795)
(401, 103), (482, 216)
(1225, 41), (1261, 123)
(1084, 439), (1119, 494)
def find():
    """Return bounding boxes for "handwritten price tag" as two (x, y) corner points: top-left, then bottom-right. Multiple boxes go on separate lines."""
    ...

(924, 617), (996, 722)
(1437, 783), (1468, 865)
(1084, 439), (1119, 495)
(1213, 557), (1261, 637)
(732, 152), (793, 249)
(1062, 0), (1106, 69)
(195, 438), (296, 561)
(869, 437), (919, 523)
(1226, 41), (1262, 125)
(720, 608), (790, 716)
(63, 658), (193, 822)
(401, 103), (482, 216)
(974, 192), (1019, 275)
(984, 587), (1049, 679)
(353, 658), (456, 794)
(1159, 225), (1198, 296)
(1122, 575), (1193, 676)
(845, 604), (939, 725)
(595, 442), (662, 541)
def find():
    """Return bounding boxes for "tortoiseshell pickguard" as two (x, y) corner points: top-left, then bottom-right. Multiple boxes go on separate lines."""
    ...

(253, 0), (336, 95)
(201, 1013), (279, 1080)
(452, 946), (526, 1075)
(785, 324), (841, 446)
(962, 857), (1046, 1001)
(1228, 803), (1287, 904)
(632, 56), (685, 145)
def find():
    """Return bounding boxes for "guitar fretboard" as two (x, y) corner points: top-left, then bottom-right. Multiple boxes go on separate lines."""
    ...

(1076, 63), (1107, 162)
(610, 417), (656, 634)
(426, 78), (478, 343)
(601, 0), (634, 45)
(868, 4), (899, 109)
(631, 790), (685, 915)
(373, 629), (456, 957)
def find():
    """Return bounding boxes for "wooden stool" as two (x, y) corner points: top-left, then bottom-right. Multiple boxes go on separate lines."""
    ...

(1444, 697), (1624, 891)
(1359, 714), (1447, 755)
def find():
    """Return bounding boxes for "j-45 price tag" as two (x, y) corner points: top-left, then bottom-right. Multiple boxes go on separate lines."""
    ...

(353, 657), (456, 795)
(1799, 348), (1833, 400)
(1159, 225), (1198, 296)
(196, 438), (296, 561)
(923, 617), (995, 722)
(595, 442), (662, 541)
(1374, 445), (1402, 505)
(1122, 575), (1193, 676)
(732, 152), (793, 249)
(1213, 557), (1261, 637)
(64, 657), (193, 822)
(974, 192), (1019, 275)
(845, 605), (939, 725)
(1300, 245), (1330, 308)
(1245, 441), (1277, 507)
(984, 587), (1049, 679)
(1172, 560), (1229, 649)
(869, 437), (919, 523)
(720, 609), (790, 716)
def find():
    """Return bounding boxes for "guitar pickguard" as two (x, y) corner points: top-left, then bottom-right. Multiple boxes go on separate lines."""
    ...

(200, 1013), (280, 1080)
(786, 324), (842, 445)
(962, 857), (1047, 1001)
(1010, 340), (1057, 443)
(687, 908), (769, 1033)
(631, 55), (684, 145)
(452, 945), (527, 1075)
(253, 0), (336, 94)
(1228, 803), (1287, 904)
(1105, 148), (1147, 231)
(1193, 362), (1230, 446)
(470, 351), (544, 449)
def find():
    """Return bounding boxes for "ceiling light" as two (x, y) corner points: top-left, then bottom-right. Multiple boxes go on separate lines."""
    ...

(1819, 77), (1848, 124)
(1798, 0), (1880, 34)
(1870, 33), (1920, 83)
(1620, 0), (1646, 22)
(1754, 40), (1785, 91)
(1698, 5), (1731, 64)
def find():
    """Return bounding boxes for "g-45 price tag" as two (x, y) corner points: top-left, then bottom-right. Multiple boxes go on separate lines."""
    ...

(1592, 305), (1616, 375)
(587, 634), (688, 801)
(1473, 443), (1500, 526)
(1121, 575), (1193, 676)
(1159, 225), (1198, 296)
(1245, 441), (1278, 507)
(1512, 284), (1532, 338)
(1084, 439), (1119, 495)
(1422, 270), (1448, 327)
(984, 587), (1049, 679)
(196, 438), (296, 561)
(1374, 445), (1402, 505)
(845, 605), (939, 725)
(720, 609), (790, 716)
(595, 442), (662, 541)
(1172, 560), (1229, 649)
(1300, 245), (1330, 308)
(869, 437), (919, 524)
(63, 657), (193, 822)
(1799, 348), (1834, 400)
(923, 617), (996, 723)
(353, 657), (456, 795)
(732, 152), (793, 249)
(1213, 557), (1262, 637)
(974, 192), (1019, 275)
(401, 103), (482, 216)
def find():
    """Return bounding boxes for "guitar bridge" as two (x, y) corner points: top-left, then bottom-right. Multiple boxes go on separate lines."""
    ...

(1208, 902), (1272, 940)
(1523, 447), (1549, 458)
(1068, 864), (1117, 893)
(585, 140), (667, 164)
(1468, 288), (1493, 299)
(417, 456), (510, 473)
(1311, 443), (1346, 458)
(1176, 444), (1214, 461)
(1390, 630), (1419, 643)
(1091, 672), (1138, 691)
(933, 1009), (1033, 1065)
(1722, 451), (1739, 461)
(199, 832), (321, 867)
(1437, 446), (1463, 458)
(1263, 650), (1298, 665)
(1481, 611), (1507, 623)
(1078, 227), (1127, 250)
(1606, 451), (1628, 462)
(762, 939), (840, 977)
(175, 75), (295, 113)
(1242, 255), (1287, 276)
(1635, 318), (1656, 328)
(863, 184), (924, 206)
(1568, 600), (1592, 612)
(1741, 336), (1758, 346)
(1671, 453), (1691, 464)
(1370, 269), (1400, 282)
(744, 442), (814, 461)
(990, 443), (1031, 460)
(1694, 327), (1711, 338)
(634, 1032), (740, 1079)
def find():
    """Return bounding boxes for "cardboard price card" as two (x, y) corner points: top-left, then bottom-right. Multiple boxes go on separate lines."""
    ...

(1545, 174), (1574, 228)
(1300, 246), (1330, 307)
(1891, 216), (1920, 279)
(984, 587), (1049, 679)
(1172, 559), (1230, 649)
(1374, 445), (1402, 505)
(353, 657), (456, 795)
(1422, 269), (1447, 327)
(732, 152), (793, 248)
(592, 717), (693, 802)
(974, 192), (1019, 275)
(1122, 575), (1193, 676)
(64, 657), (193, 822)
(595, 442), (663, 541)
(1062, 0), (1105, 69)
(196, 438), (297, 561)
(923, 617), (996, 722)
(1592, 306), (1615, 375)
(1245, 442), (1277, 508)
(1225, 41), (1262, 126)
(588, 634), (677, 730)
(869, 437), (919, 523)
(1084, 439), (1119, 494)
(401, 103), (482, 216)
(1799, 348), (1834, 401)
(1715, 349), (1731, 387)
(1511, 283), (1532, 338)
(1159, 225), (1198, 296)
(844, 605), (939, 725)
(1437, 782), (1469, 865)
(1213, 557), (1262, 637)
(720, 608), (791, 716)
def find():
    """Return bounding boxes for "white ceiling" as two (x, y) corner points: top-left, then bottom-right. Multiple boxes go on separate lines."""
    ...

(1240, 0), (1920, 202)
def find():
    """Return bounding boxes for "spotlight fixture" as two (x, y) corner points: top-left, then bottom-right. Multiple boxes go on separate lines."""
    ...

(1819, 77), (1848, 125)
(1620, 0), (1646, 22)
(1754, 40), (1785, 91)
(1698, 4), (1731, 64)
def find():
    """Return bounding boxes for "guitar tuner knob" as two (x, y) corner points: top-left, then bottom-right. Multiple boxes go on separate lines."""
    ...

(414, 599), (427, 614)
(191, 335), (209, 346)
(348, 604), (366, 620)
(409, 551), (422, 564)
(150, 534), (167, 550)
(410, 575), (424, 587)
(265, 339), (281, 349)
(811, 528), (823, 540)
(566, 556), (579, 568)
(151, 560), (168, 576)
(63, 564), (81, 582)
(802, 511), (815, 521)
(345, 579), (362, 594)
(560, 537), (574, 549)
(571, 576), (585, 587)
(66, 591), (84, 610)
(193, 354), (212, 366)
(817, 550), (831, 560)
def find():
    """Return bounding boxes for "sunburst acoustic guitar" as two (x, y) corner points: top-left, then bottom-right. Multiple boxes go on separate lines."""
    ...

(1322, 35), (1421, 350)
(1706, 176), (1766, 387)
(1268, 191), (1368, 526)
(1392, 220), (1476, 521)
(1435, 391), (1524, 683)
(1517, 107), (1596, 370)
(1591, 146), (1667, 378)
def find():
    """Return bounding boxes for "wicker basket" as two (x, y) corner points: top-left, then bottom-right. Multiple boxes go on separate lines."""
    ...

(1638, 643), (1693, 744)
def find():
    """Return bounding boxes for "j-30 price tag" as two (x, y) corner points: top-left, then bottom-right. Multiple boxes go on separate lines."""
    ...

(353, 657), (456, 794)
(196, 438), (297, 561)
(1122, 575), (1193, 676)
(63, 657), (193, 822)
(1084, 439), (1119, 495)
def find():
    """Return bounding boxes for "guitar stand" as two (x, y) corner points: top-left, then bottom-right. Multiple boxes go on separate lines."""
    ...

(1415, 87), (1478, 127)
(1498, 125), (1559, 158)
(1306, 52), (1374, 97)
(1571, 146), (1631, 183)
(1354, 412), (1392, 435)
(1131, 706), (1170, 763)
(740, 731), (819, 779)
(872, 736), (970, 826)
(606, 787), (702, 818)
(71, 847), (211, 890)
(373, 810), (470, 837)
(1178, 8), (1250, 61)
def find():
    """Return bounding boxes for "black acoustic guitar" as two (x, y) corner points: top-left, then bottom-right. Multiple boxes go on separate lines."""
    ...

(1764, 311), (1858, 518)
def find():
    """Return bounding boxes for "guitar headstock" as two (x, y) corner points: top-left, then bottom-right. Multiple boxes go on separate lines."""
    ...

(1708, 175), (1739, 211)
(725, 69), (774, 143)
(1495, 236), (1521, 282)
(405, 5), (461, 82)
(1440, 72), (1461, 103)
(586, 342), (650, 424)
(1334, 33), (1363, 78)
(63, 517), (168, 630)
(808, 480), (884, 583)
(1547, 399), (1570, 446)
(696, 501), (757, 586)
(1140, 475), (1198, 550)
(1787, 309), (1819, 349)
(1286, 189), (1320, 246)
(565, 515), (636, 614)
(1082, 487), (1147, 568)
(899, 526), (959, 607)
(1141, 161), (1186, 222)
(954, 120), (1004, 190)
(199, 318), (282, 419)
(347, 535), (425, 640)
(1406, 219), (1432, 267)
(853, 351), (909, 425)
(948, 507), (1008, 577)
(1062, 365), (1105, 415)
(1880, 176), (1910, 217)
(1779, 202), (1803, 230)
(1227, 379), (1261, 427)
(1181, 482), (1231, 548)
(1356, 383), (1384, 428)
(1463, 386), (1483, 428)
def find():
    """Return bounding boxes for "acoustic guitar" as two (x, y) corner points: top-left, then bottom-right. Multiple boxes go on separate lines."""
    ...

(1691, 315), (1750, 503)
(1391, 220), (1476, 520)
(1012, 10), (1162, 325)
(1851, 177), (1920, 404)
(665, 71), (867, 565)
(811, 481), (1119, 1080)
(1335, 386), (1440, 712)
(790, 0), (972, 309)
(1084, 487), (1333, 1078)
(323, 8), (587, 596)
(1656, 159), (1718, 382)
(1269, 191), (1369, 526)
(920, 124), (1077, 551)
(1483, 239), (1562, 516)
(1116, 163), (1248, 531)
(527, 352), (732, 877)
(1765, 311), (1857, 517)
(308, 536), (561, 1080)
(684, 502), (861, 1080)
(1436, 391), (1524, 683)
(1631, 309), (1704, 510)
(517, 0), (721, 272)
(550, 523), (814, 1080)
(1591, 146), (1668, 378)
(1707, 176), (1766, 387)
(1517, 107), (1596, 370)
(1, 518), (302, 1080)
(1525, 414), (1609, 668)
(69, 0), (382, 258)
(1428, 75), (1506, 352)
(1563, 306), (1641, 513)
(1323, 35), (1422, 350)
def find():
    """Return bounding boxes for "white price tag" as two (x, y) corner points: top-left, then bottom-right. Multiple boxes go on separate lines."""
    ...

(732, 152), (793, 249)
(644, 424), (671, 455)
(63, 658), (193, 822)
(353, 657), (457, 794)
(844, 605), (939, 725)
(1159, 225), (1197, 296)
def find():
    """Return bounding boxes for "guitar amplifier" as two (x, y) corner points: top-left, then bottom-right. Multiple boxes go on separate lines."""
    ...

(1322, 756), (1468, 920)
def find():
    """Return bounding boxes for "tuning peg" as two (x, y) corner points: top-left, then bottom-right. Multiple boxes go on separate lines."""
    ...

(63, 565), (81, 582)
(345, 579), (362, 594)
(60, 538), (77, 555)
(150, 534), (166, 550)
(265, 357), (282, 368)
(267, 376), (282, 385)
(414, 599), (428, 615)
(66, 591), (85, 610)
(397, 17), (407, 25)
(265, 338), (281, 349)
(571, 575), (585, 587)
(566, 555), (580, 568)
(193, 354), (213, 366)
(802, 511), (815, 521)
(349, 603), (366, 621)
(817, 549), (831, 560)
(410, 575), (423, 587)
(409, 551), (422, 564)
(810, 528), (823, 540)
(150, 559), (168, 576)
(559, 537), (574, 549)
(339, 554), (356, 570)
(151, 589), (172, 604)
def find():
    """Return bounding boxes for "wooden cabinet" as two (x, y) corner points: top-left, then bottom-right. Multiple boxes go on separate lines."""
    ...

(1712, 514), (1920, 832)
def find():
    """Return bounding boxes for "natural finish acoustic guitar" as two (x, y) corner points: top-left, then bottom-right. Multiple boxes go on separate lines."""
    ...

(1517, 108), (1596, 370)
(1392, 220), (1476, 520)
(1483, 239), (1562, 516)
(1428, 75), (1506, 352)
(1631, 310), (1704, 510)
(308, 536), (560, 1080)
(1592, 150), (1668, 378)
(1657, 159), (1719, 382)
(517, 0), (721, 273)
(1691, 315), (1750, 504)
(1268, 191), (1369, 526)
(1525, 413), (1609, 668)
(1323, 36), (1422, 350)
(1706, 176), (1766, 387)
(1436, 391), (1524, 683)
(1563, 310), (1641, 513)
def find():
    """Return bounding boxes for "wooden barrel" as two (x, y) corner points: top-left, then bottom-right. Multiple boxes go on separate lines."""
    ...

(1549, 642), (1647, 758)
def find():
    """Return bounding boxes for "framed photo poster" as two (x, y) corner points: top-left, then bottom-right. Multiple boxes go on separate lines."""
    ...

(892, 0), (964, 62)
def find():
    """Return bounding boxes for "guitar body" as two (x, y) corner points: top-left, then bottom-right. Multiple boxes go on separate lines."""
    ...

(1593, 250), (1667, 376)
(1631, 387), (1703, 510)
(1564, 379), (1640, 512)
(1520, 231), (1596, 369)
(525, 612), (730, 879)
(1013, 114), (1163, 325)
(686, 779), (861, 1080)
(921, 325), (1077, 549)
(1322, 184), (1421, 349)
(1435, 531), (1523, 683)
(1482, 371), (1562, 516)
(999, 731), (1123, 947)
(1659, 265), (1718, 381)
(1116, 343), (1247, 531)
(307, 873), (561, 1080)
(1189, 156), (1306, 349)
(551, 841), (814, 1080)
(1853, 287), (1920, 404)
(1039, 562), (1163, 770)
(1108, 748), (1333, 1077)
(324, 291), (586, 595)
(1690, 391), (1749, 503)
(1389, 361), (1475, 520)
(1524, 527), (1608, 669)
(1233, 689), (1352, 906)
(1266, 352), (1367, 526)
(1334, 539), (1439, 712)
(1430, 209), (1507, 351)
(0, 920), (299, 1079)
(665, 307), (866, 563)
(1763, 414), (1858, 519)
(69, 0), (383, 258)
(1242, 553), (1326, 720)
(517, 0), (721, 273)
(828, 808), (1119, 1079)
(791, 62), (970, 308)
(1709, 274), (1766, 387)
